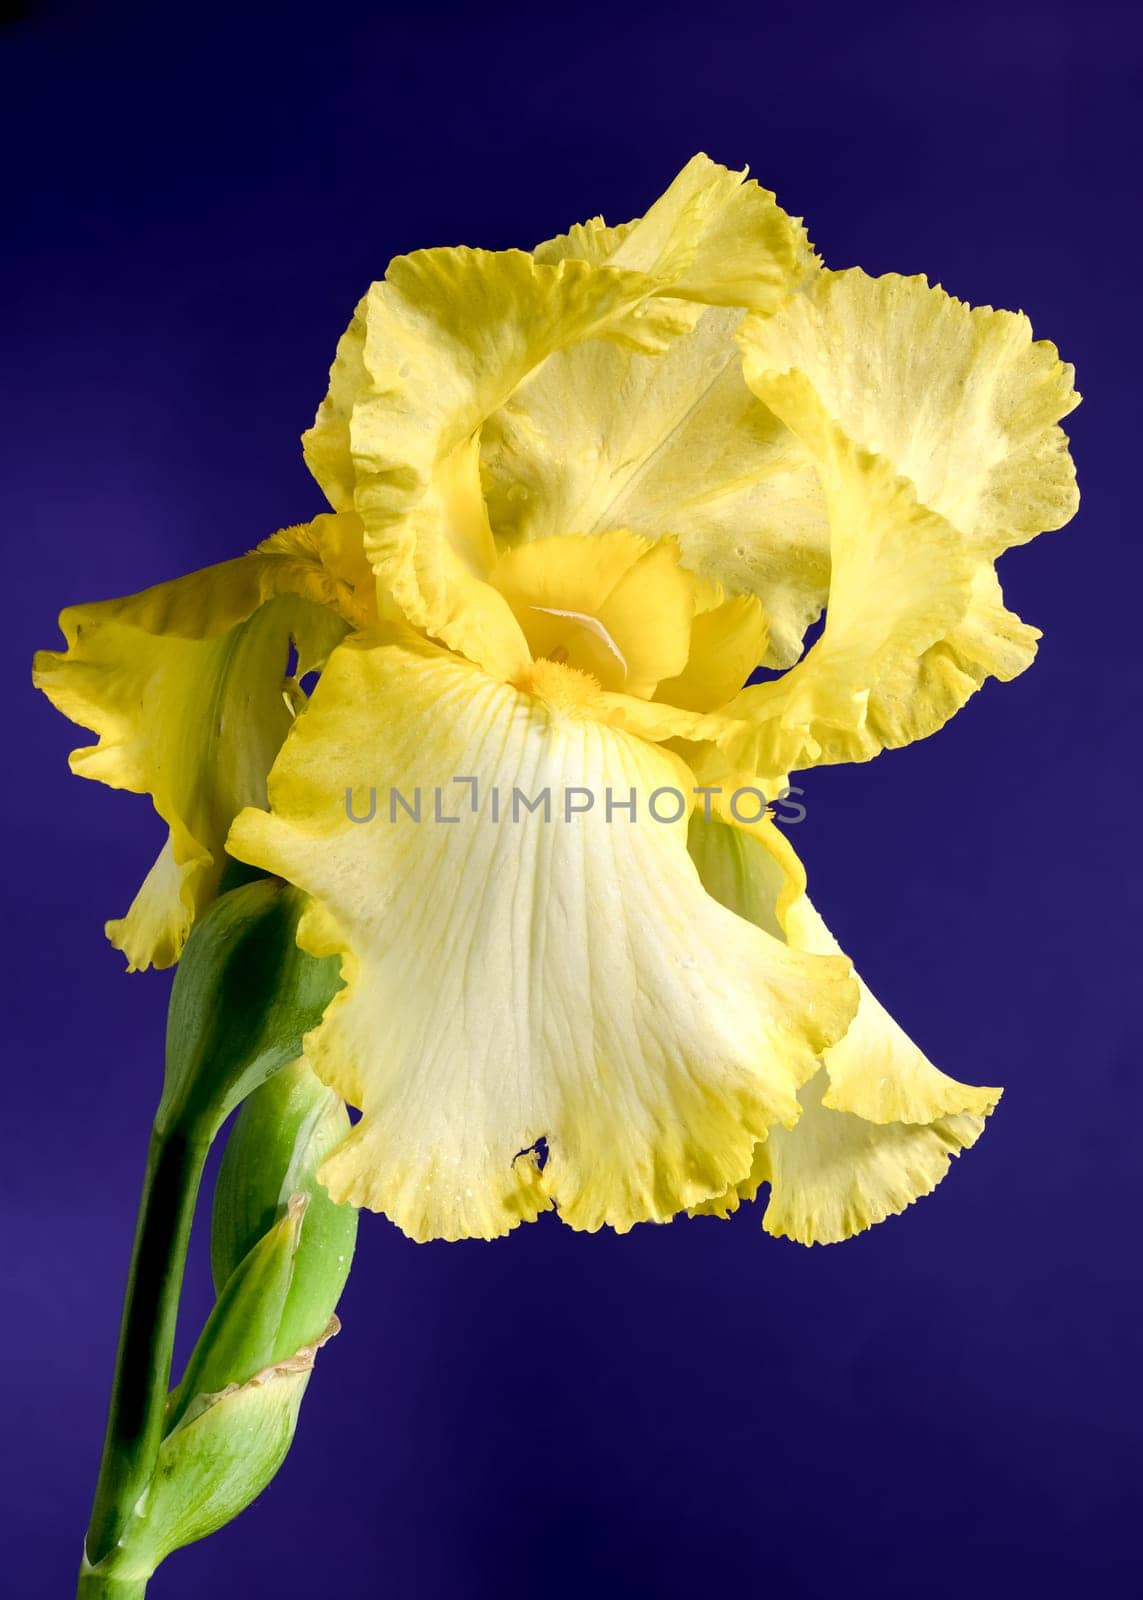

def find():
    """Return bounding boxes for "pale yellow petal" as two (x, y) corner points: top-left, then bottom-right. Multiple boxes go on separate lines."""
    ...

(303, 245), (698, 673)
(482, 305), (829, 668)
(724, 269), (1078, 771)
(687, 815), (999, 1241)
(296, 299), (368, 515)
(305, 157), (816, 676)
(228, 633), (857, 1242)
(694, 1070), (988, 1241)
(756, 1073), (988, 1245)
(534, 217), (634, 266)
(255, 511), (379, 630)
(536, 153), (812, 311)
(781, 892), (1001, 1125)
(741, 268), (1079, 552)
(590, 686), (727, 745)
(717, 386), (1035, 774)
(695, 812), (1001, 1123)
(33, 523), (355, 968)
(409, 432), (531, 681)
(106, 833), (197, 972)
(602, 152), (814, 311)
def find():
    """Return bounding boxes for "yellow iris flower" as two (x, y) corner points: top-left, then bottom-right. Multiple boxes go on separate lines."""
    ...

(34, 154), (1078, 1246)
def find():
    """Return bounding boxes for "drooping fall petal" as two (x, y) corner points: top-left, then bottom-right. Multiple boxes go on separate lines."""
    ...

(749, 1075), (990, 1247)
(688, 813), (999, 1243)
(228, 632), (858, 1242)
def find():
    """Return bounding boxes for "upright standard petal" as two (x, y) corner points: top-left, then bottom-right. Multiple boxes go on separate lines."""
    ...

(482, 306), (829, 668)
(302, 156), (816, 675)
(726, 269), (1078, 771)
(228, 633), (857, 1243)
(547, 152), (815, 311)
(303, 247), (694, 675)
(717, 402), (997, 773)
(688, 814), (1000, 1243)
(33, 518), (361, 968)
(743, 268), (1079, 552)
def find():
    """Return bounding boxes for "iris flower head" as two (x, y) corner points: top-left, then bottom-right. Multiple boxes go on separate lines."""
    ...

(35, 156), (1078, 1246)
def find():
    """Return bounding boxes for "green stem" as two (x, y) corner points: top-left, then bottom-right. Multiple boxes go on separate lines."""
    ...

(79, 1116), (210, 1594)
(77, 1574), (149, 1600)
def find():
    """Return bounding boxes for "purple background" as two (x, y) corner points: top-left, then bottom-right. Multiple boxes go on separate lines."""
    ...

(4, 2), (1139, 1596)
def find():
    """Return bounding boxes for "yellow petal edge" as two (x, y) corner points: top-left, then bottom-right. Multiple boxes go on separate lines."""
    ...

(688, 811), (1001, 1243)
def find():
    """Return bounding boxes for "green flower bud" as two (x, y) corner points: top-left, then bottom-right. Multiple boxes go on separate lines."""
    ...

(210, 1057), (357, 1299)
(168, 1061), (358, 1430)
(166, 1199), (310, 1433)
(88, 1061), (359, 1587)
(83, 1336), (330, 1589)
(157, 880), (342, 1140)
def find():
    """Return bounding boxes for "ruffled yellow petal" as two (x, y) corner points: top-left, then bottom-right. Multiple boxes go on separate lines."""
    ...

(256, 510), (379, 629)
(228, 632), (857, 1243)
(724, 270), (1078, 772)
(482, 305), (829, 669)
(587, 152), (814, 311)
(742, 268), (1079, 552)
(752, 1074), (988, 1245)
(303, 248), (693, 668)
(33, 518), (359, 969)
(716, 386), (1038, 774)
(534, 217), (634, 266)
(687, 815), (999, 1242)
(105, 834), (194, 971)
(537, 153), (812, 308)
(299, 300), (369, 516)
(780, 891), (1001, 1125)
(304, 156), (818, 675)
